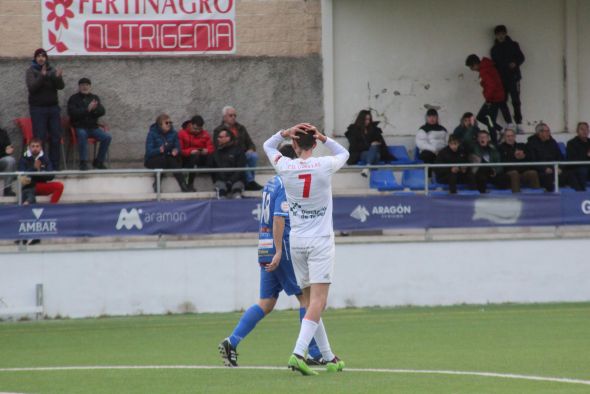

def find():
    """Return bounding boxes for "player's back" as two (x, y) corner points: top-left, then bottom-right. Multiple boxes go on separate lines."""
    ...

(277, 156), (336, 238)
(258, 175), (290, 264)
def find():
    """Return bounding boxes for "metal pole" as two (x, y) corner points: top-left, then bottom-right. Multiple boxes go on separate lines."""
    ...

(156, 170), (162, 201)
(553, 163), (560, 194)
(17, 173), (22, 206)
(424, 165), (429, 196)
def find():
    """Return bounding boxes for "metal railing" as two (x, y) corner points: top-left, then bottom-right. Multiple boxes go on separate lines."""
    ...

(2, 160), (588, 204)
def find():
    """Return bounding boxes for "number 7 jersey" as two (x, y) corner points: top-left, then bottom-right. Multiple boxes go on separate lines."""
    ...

(263, 131), (349, 238)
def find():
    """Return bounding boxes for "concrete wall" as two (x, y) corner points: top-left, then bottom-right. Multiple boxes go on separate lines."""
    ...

(1, 239), (589, 318)
(0, 0), (323, 165)
(327, 0), (589, 137)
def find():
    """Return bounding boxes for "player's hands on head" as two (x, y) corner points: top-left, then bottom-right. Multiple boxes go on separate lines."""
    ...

(265, 252), (281, 272)
(281, 123), (313, 139)
(309, 125), (327, 143)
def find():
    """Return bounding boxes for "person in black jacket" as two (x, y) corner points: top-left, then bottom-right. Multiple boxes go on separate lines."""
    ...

(526, 123), (564, 191)
(566, 122), (590, 191)
(18, 138), (64, 205)
(209, 129), (247, 199)
(213, 106), (262, 191)
(434, 135), (476, 194)
(25, 48), (65, 170)
(67, 78), (111, 170)
(491, 25), (525, 130)
(345, 110), (394, 176)
(498, 128), (540, 192)
(452, 112), (480, 154)
(0, 126), (16, 196)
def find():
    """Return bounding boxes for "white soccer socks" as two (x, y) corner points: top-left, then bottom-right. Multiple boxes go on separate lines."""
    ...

(293, 319), (319, 357)
(313, 319), (335, 361)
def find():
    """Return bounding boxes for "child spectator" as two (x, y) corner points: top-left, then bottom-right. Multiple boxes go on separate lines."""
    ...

(470, 130), (509, 193)
(498, 128), (540, 192)
(452, 112), (480, 154)
(18, 138), (64, 204)
(434, 135), (476, 194)
(415, 108), (448, 164)
(178, 115), (214, 191)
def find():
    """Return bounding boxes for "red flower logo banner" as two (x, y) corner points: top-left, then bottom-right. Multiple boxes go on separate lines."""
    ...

(46, 0), (74, 31)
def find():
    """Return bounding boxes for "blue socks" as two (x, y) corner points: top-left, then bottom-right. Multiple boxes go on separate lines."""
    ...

(229, 304), (266, 348)
(300, 307), (322, 359)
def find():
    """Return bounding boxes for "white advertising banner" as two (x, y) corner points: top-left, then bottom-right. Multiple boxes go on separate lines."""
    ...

(41, 0), (236, 56)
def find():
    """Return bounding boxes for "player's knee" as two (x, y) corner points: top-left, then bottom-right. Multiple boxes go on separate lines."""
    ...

(258, 299), (276, 314)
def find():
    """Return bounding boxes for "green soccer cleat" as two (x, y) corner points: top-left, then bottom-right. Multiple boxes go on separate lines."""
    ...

(288, 354), (319, 376)
(326, 356), (345, 373)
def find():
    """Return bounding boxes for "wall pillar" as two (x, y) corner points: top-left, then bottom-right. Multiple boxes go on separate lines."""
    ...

(564, 0), (579, 132)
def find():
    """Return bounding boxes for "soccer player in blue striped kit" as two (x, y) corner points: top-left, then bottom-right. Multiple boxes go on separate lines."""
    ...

(218, 144), (324, 367)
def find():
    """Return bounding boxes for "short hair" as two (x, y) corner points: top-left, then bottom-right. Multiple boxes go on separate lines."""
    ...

(191, 115), (204, 127)
(217, 128), (234, 140)
(29, 137), (43, 146)
(222, 106), (235, 116)
(461, 112), (474, 121)
(155, 113), (171, 126)
(181, 120), (191, 129)
(477, 129), (490, 137)
(296, 130), (316, 150)
(448, 135), (460, 144)
(576, 122), (589, 132)
(279, 144), (296, 159)
(504, 127), (516, 135)
(535, 123), (549, 134)
(465, 54), (481, 67)
(494, 25), (507, 34)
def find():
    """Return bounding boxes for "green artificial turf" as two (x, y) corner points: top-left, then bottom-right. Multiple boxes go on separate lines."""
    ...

(0, 303), (589, 393)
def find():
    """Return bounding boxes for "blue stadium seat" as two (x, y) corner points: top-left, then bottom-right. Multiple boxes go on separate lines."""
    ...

(558, 142), (567, 159)
(388, 146), (413, 164)
(521, 188), (545, 194)
(402, 169), (427, 190)
(369, 170), (403, 191)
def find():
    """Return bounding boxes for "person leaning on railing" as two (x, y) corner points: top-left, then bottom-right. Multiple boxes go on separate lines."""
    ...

(498, 127), (540, 192)
(469, 130), (510, 193)
(144, 113), (191, 193)
(566, 122), (590, 192)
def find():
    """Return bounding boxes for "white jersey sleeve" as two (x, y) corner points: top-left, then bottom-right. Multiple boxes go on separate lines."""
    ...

(263, 130), (288, 169)
(323, 137), (350, 173)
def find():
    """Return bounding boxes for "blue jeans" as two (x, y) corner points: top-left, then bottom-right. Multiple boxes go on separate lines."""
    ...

(30, 105), (62, 169)
(76, 127), (112, 162)
(245, 151), (258, 183)
(360, 145), (381, 165)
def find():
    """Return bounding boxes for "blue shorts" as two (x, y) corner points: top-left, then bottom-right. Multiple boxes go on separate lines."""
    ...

(259, 256), (302, 300)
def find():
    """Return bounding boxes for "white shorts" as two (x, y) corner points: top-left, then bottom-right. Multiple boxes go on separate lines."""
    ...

(289, 235), (335, 289)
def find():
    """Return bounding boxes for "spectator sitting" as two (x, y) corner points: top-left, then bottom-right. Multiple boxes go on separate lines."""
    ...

(526, 123), (564, 192)
(209, 128), (246, 199)
(213, 106), (262, 191)
(345, 109), (395, 177)
(415, 108), (448, 165)
(566, 122), (590, 191)
(178, 115), (214, 191)
(26, 48), (65, 170)
(18, 138), (64, 205)
(434, 135), (476, 194)
(67, 77), (111, 170)
(144, 114), (191, 193)
(491, 25), (525, 132)
(465, 54), (511, 145)
(498, 128), (540, 192)
(452, 112), (480, 154)
(469, 130), (509, 193)
(0, 125), (17, 196)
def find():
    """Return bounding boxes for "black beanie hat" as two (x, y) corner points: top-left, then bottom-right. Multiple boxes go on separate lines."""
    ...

(33, 48), (48, 60)
(426, 108), (438, 117)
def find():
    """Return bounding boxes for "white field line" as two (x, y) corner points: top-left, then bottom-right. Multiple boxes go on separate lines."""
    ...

(0, 365), (589, 386)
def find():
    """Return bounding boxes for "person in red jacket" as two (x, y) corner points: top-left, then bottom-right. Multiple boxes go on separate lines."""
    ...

(178, 115), (214, 191)
(466, 54), (510, 145)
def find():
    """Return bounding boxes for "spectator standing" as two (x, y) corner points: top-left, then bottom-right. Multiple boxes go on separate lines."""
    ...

(465, 54), (510, 145)
(345, 110), (394, 177)
(434, 135), (476, 194)
(415, 108), (448, 164)
(470, 130), (509, 193)
(498, 128), (540, 192)
(0, 126), (16, 196)
(18, 138), (64, 205)
(526, 123), (563, 192)
(144, 114), (190, 193)
(566, 122), (590, 191)
(209, 129), (246, 199)
(67, 78), (111, 170)
(26, 48), (64, 170)
(452, 112), (480, 154)
(214, 106), (262, 190)
(178, 115), (214, 191)
(491, 25), (525, 132)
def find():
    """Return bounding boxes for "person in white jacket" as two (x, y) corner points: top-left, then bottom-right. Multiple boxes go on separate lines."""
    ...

(415, 108), (448, 164)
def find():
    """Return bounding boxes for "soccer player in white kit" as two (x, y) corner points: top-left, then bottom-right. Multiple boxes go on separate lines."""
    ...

(263, 123), (349, 375)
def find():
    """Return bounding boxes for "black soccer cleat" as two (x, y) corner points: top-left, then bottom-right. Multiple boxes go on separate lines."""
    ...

(305, 355), (327, 366)
(218, 338), (238, 367)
